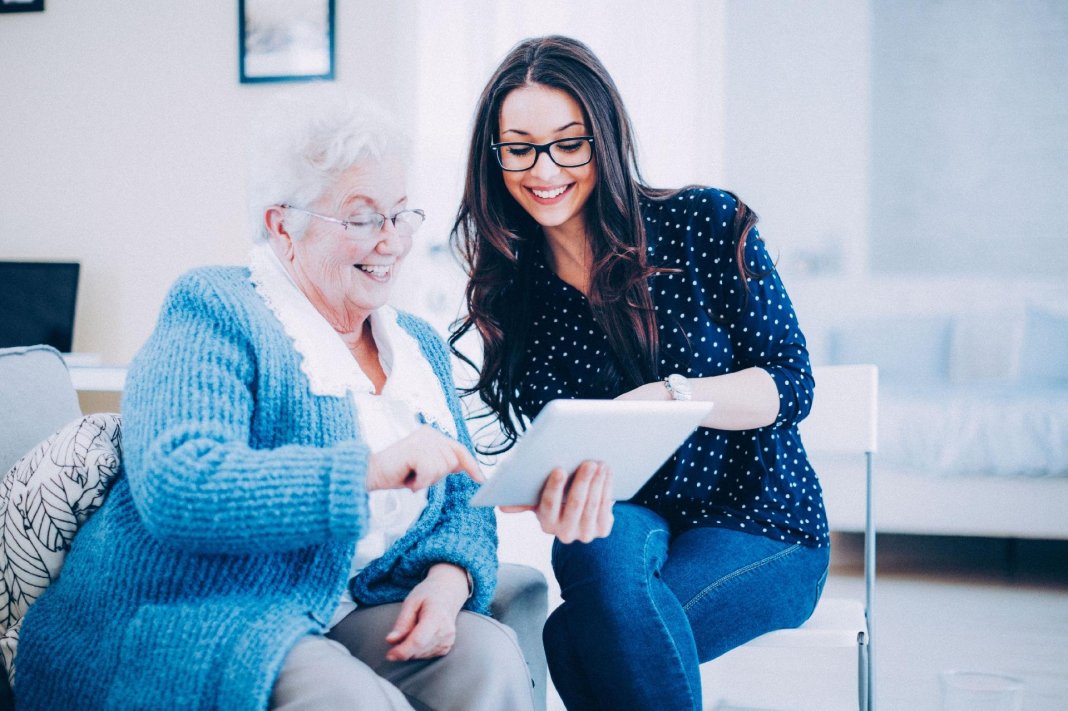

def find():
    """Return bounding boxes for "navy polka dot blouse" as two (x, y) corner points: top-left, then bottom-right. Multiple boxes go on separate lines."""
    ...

(515, 187), (829, 548)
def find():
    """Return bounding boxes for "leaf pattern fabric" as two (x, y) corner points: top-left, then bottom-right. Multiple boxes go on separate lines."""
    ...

(0, 413), (122, 684)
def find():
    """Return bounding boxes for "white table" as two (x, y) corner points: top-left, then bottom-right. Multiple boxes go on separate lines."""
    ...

(68, 364), (127, 392)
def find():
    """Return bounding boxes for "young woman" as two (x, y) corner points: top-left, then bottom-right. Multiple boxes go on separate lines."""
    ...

(450, 36), (831, 710)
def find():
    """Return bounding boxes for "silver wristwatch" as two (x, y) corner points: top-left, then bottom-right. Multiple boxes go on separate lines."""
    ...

(663, 373), (692, 401)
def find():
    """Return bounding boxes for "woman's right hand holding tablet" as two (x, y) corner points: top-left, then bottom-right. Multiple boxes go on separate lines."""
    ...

(501, 461), (615, 543)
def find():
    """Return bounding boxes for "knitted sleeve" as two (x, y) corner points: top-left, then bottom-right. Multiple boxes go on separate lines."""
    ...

(121, 269), (370, 555)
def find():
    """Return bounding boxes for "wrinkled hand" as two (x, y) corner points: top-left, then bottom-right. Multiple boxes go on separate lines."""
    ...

(501, 460), (615, 543)
(367, 425), (483, 492)
(385, 563), (470, 661)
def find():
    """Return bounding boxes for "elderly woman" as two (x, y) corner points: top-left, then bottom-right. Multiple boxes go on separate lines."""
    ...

(15, 90), (534, 711)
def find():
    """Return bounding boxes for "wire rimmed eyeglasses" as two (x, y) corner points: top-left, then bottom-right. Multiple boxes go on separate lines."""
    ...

(279, 204), (426, 239)
(490, 136), (595, 172)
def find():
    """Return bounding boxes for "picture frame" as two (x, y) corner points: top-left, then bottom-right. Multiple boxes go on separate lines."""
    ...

(0, 0), (45, 13)
(239, 0), (335, 84)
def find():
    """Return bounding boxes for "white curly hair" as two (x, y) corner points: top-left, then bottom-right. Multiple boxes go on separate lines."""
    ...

(246, 83), (410, 243)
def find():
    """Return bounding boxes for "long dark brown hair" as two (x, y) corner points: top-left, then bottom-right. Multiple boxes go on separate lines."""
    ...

(449, 35), (758, 453)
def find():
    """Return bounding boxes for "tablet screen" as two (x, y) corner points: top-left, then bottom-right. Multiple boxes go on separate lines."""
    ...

(470, 399), (713, 507)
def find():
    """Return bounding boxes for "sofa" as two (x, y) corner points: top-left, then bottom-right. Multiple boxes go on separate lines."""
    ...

(0, 345), (549, 710)
(792, 278), (1068, 540)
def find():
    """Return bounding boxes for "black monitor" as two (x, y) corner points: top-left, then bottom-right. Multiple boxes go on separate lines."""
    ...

(0, 261), (81, 353)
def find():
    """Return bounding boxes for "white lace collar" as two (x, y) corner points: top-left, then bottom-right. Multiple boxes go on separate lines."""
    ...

(248, 243), (455, 436)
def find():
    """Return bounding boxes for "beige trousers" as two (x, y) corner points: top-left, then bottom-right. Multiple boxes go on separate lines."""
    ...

(269, 603), (536, 711)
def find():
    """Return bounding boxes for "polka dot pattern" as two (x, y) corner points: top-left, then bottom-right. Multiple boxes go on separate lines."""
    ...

(515, 187), (829, 547)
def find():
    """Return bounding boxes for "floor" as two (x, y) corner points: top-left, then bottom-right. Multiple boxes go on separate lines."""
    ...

(826, 533), (1068, 711)
(518, 527), (1068, 711)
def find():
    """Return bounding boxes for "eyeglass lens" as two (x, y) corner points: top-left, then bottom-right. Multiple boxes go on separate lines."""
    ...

(496, 138), (592, 171)
(389, 211), (424, 234)
(343, 210), (424, 238)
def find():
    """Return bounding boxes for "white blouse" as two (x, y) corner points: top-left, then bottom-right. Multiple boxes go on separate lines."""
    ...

(248, 243), (458, 628)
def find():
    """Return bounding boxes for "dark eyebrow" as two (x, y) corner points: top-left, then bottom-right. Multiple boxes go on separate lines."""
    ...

(500, 121), (587, 138)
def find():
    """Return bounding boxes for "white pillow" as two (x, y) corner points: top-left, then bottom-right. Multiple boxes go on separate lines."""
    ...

(0, 413), (122, 684)
(1018, 305), (1068, 384)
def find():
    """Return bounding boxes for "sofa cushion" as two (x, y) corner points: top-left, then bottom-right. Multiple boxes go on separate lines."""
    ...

(878, 382), (1068, 478)
(0, 346), (82, 475)
(828, 316), (952, 384)
(1018, 306), (1068, 384)
(0, 413), (122, 684)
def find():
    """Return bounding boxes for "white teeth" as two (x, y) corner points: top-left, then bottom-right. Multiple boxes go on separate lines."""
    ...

(357, 265), (391, 276)
(532, 185), (567, 199)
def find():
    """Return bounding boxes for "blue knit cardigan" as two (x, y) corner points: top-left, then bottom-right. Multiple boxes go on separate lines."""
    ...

(16, 267), (497, 710)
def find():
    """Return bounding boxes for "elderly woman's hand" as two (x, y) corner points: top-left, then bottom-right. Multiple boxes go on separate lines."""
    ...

(367, 425), (484, 492)
(384, 563), (470, 661)
(501, 460), (615, 543)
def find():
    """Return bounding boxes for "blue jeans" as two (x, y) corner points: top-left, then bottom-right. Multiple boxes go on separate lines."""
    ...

(543, 503), (830, 711)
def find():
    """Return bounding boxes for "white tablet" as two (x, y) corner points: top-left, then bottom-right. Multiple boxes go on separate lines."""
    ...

(470, 399), (713, 508)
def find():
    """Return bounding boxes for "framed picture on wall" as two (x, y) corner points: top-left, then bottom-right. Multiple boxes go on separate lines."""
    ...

(0, 0), (45, 13)
(239, 0), (335, 83)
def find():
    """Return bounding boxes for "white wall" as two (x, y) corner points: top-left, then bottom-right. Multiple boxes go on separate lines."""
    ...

(1, 2), (732, 365)
(717, 0), (1067, 362)
(869, 0), (1068, 277)
(5, 1), (1065, 359)
(723, 0), (872, 281)
(0, 1), (729, 365)
(0, 1), (413, 363)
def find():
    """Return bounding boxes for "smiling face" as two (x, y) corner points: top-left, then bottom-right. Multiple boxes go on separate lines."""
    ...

(269, 156), (412, 334)
(498, 84), (597, 243)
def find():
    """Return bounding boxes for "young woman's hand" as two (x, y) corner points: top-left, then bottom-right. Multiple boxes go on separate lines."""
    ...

(614, 381), (671, 401)
(384, 563), (470, 660)
(367, 425), (484, 492)
(501, 460), (615, 543)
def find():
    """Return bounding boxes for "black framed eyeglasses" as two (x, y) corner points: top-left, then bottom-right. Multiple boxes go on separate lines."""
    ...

(490, 136), (595, 172)
(280, 204), (426, 240)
